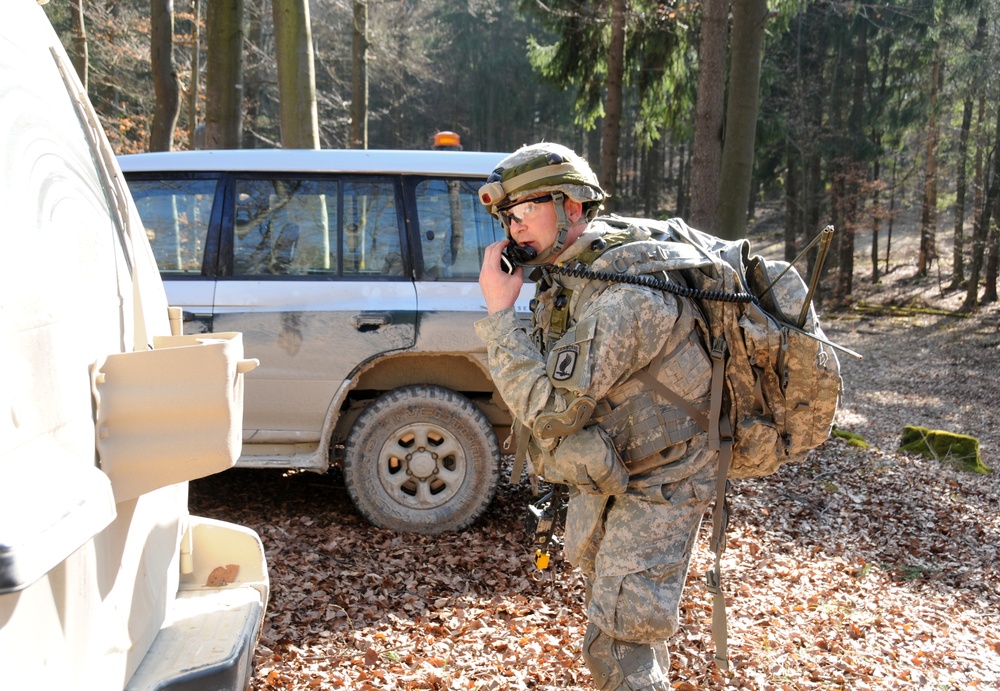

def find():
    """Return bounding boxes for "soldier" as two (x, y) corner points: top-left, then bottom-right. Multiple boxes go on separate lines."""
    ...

(475, 143), (718, 690)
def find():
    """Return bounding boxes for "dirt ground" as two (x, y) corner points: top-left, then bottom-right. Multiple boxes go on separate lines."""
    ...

(190, 206), (1000, 690)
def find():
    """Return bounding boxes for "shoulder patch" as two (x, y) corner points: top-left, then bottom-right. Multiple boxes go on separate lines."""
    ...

(552, 347), (578, 381)
(546, 316), (596, 392)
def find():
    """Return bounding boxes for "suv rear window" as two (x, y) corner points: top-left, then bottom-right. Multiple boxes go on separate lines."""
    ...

(131, 178), (218, 274)
(233, 176), (403, 278)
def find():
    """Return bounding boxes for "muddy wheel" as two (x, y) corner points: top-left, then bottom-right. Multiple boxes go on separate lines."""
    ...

(343, 385), (500, 534)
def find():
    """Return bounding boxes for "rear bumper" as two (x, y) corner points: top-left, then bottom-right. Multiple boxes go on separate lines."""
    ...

(126, 517), (270, 691)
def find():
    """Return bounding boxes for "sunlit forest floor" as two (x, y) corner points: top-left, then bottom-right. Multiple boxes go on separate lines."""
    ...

(190, 204), (1000, 689)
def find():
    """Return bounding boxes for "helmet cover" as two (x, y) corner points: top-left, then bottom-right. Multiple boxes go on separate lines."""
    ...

(479, 143), (607, 218)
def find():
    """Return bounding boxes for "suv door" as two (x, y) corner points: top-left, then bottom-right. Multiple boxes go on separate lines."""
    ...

(214, 175), (416, 445)
(407, 176), (515, 349)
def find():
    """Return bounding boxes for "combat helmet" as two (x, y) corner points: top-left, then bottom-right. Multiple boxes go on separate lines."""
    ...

(479, 143), (607, 263)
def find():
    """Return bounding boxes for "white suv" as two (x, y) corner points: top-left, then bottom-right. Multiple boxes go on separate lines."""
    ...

(118, 149), (532, 534)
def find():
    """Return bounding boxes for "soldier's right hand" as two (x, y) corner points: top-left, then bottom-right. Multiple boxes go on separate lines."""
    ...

(480, 240), (524, 315)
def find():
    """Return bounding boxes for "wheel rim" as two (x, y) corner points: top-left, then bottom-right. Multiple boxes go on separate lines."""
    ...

(376, 420), (467, 510)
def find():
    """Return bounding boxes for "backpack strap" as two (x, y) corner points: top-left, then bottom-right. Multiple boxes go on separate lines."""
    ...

(573, 227), (636, 264)
(641, 329), (733, 670)
(707, 416), (732, 672)
(704, 337), (732, 672)
(542, 228), (641, 343)
(635, 328), (733, 671)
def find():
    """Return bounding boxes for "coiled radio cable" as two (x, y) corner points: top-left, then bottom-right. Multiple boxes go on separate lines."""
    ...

(540, 263), (759, 306)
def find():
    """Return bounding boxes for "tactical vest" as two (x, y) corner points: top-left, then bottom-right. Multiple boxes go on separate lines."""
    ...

(528, 226), (713, 476)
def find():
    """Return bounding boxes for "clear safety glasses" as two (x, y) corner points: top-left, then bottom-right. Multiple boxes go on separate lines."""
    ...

(498, 194), (553, 227)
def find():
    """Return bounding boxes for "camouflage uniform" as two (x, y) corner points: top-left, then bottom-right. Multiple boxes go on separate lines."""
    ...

(475, 219), (718, 690)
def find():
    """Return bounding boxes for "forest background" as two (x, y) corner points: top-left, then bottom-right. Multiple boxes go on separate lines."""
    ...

(44, 0), (1000, 311)
(37, 2), (1000, 687)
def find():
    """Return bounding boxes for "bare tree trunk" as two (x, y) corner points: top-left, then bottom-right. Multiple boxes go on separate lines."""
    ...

(350, 0), (369, 149)
(150, 0), (181, 152)
(242, 0), (267, 149)
(689, 0), (727, 233)
(868, 34), (892, 285)
(273, 0), (319, 149)
(829, 164), (845, 292)
(784, 139), (800, 264)
(188, 0), (202, 149)
(626, 129), (638, 200)
(826, 32), (846, 295)
(885, 154), (897, 276)
(69, 0), (88, 91)
(976, 22), (997, 304)
(805, 136), (823, 275)
(717, 0), (768, 241)
(951, 94), (973, 287)
(963, 92), (999, 312)
(986, 211), (999, 304)
(972, 93), (986, 241)
(951, 15), (988, 289)
(205, 0), (244, 149)
(835, 17), (868, 302)
(599, 0), (626, 213)
(917, 44), (941, 277)
(641, 129), (664, 216)
(388, 19), (410, 149)
(676, 141), (690, 218)
(870, 158), (881, 283)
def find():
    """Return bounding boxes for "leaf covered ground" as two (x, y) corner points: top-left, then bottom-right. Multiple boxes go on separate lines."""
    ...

(190, 247), (1000, 690)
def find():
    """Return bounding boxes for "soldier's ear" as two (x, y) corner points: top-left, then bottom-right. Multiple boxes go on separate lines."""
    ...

(564, 198), (584, 223)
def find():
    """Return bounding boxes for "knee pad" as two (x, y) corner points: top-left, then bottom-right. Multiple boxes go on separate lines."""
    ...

(581, 624), (670, 691)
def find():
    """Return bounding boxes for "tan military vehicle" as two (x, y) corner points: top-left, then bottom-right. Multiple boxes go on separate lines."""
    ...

(0, 2), (269, 688)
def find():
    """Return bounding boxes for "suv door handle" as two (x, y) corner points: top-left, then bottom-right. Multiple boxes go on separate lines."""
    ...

(351, 312), (392, 331)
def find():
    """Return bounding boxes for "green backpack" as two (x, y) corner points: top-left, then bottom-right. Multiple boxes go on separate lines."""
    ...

(564, 216), (853, 669)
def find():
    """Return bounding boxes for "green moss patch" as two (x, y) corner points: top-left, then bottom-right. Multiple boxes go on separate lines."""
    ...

(832, 426), (870, 449)
(898, 426), (991, 474)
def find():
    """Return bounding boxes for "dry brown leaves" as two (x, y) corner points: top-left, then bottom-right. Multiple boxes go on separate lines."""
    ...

(190, 242), (1000, 690)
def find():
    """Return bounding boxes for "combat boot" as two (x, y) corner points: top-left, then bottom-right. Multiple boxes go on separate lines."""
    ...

(581, 624), (670, 690)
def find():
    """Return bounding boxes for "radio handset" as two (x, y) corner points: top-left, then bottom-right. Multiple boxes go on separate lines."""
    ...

(500, 240), (537, 275)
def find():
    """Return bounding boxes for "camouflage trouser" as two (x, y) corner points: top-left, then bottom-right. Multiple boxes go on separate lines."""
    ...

(565, 453), (716, 644)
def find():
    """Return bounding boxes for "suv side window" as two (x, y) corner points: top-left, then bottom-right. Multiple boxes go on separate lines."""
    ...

(129, 178), (218, 274)
(413, 178), (504, 279)
(233, 177), (403, 277)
